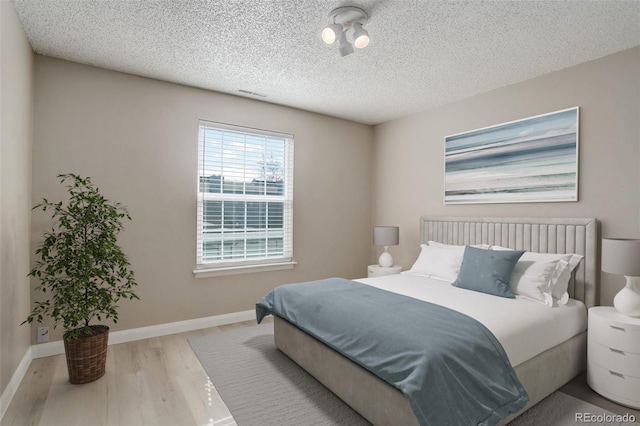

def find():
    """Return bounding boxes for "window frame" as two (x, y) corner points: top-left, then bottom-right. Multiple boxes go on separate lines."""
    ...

(194, 121), (295, 277)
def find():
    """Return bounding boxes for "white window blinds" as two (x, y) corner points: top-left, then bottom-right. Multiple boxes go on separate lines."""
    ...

(197, 121), (294, 268)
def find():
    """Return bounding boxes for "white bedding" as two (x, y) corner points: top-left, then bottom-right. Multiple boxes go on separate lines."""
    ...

(355, 273), (587, 367)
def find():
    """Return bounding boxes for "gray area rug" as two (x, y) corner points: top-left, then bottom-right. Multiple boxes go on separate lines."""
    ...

(509, 392), (638, 426)
(189, 323), (635, 426)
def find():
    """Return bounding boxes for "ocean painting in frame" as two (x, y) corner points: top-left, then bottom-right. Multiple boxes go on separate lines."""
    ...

(444, 107), (579, 204)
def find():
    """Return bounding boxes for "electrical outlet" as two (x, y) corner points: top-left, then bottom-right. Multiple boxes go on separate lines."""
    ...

(37, 326), (49, 343)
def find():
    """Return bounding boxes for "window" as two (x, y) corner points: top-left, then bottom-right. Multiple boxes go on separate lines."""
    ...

(196, 121), (294, 275)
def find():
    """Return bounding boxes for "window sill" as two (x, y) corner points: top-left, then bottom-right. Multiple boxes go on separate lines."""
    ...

(193, 261), (297, 278)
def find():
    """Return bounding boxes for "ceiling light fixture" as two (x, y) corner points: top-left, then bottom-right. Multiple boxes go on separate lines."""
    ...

(321, 6), (369, 57)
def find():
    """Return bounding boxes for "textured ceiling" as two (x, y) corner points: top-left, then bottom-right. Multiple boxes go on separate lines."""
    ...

(11, 0), (640, 125)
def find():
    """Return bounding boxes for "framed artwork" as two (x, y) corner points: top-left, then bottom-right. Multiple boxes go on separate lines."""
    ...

(444, 107), (579, 204)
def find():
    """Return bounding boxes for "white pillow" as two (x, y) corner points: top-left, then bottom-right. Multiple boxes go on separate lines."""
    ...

(428, 241), (491, 250)
(404, 244), (464, 282)
(551, 254), (583, 304)
(490, 246), (583, 306)
(490, 245), (519, 251)
(510, 252), (574, 306)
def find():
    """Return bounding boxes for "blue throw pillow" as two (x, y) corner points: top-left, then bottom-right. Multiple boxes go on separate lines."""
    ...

(452, 246), (525, 298)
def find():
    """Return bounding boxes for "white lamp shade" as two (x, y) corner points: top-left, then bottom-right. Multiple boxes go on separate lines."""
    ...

(373, 226), (399, 246)
(602, 238), (640, 276)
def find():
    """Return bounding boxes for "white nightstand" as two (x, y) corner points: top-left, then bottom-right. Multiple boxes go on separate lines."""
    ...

(587, 306), (640, 409)
(367, 265), (402, 278)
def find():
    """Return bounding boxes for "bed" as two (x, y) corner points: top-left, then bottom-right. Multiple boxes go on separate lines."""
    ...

(262, 216), (597, 425)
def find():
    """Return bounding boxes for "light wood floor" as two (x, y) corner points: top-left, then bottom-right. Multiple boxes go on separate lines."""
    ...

(2, 317), (638, 426)
(0, 319), (270, 426)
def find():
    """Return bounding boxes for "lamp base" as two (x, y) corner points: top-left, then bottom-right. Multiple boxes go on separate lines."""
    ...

(378, 247), (394, 268)
(614, 276), (640, 317)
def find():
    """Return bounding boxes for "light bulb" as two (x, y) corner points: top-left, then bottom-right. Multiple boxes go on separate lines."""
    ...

(321, 23), (342, 44)
(352, 22), (369, 49)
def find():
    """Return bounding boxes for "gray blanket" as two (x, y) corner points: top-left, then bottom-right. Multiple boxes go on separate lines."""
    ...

(256, 278), (528, 426)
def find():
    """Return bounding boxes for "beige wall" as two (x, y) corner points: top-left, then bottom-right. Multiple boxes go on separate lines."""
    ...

(20, 19), (640, 347)
(32, 57), (373, 342)
(373, 47), (640, 306)
(0, 1), (34, 397)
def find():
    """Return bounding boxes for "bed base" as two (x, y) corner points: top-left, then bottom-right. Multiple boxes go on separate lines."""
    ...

(274, 316), (586, 425)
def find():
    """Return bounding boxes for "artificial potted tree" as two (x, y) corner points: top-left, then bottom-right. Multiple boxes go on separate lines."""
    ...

(24, 173), (139, 384)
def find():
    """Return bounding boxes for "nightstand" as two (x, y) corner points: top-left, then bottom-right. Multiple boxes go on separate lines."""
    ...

(367, 265), (402, 278)
(587, 306), (640, 409)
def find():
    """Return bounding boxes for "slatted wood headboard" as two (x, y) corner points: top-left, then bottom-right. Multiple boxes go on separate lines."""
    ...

(420, 216), (598, 307)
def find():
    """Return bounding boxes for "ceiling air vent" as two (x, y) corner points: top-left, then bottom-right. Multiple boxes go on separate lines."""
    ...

(238, 89), (267, 98)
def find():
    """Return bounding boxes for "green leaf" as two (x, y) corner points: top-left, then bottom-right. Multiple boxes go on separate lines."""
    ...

(23, 174), (139, 333)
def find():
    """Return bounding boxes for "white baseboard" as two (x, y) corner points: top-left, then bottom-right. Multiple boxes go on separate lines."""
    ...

(29, 309), (256, 359)
(0, 308), (256, 423)
(0, 347), (32, 421)
(2, 309), (256, 422)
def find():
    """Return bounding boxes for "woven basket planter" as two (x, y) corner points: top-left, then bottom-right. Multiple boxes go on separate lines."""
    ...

(63, 325), (109, 384)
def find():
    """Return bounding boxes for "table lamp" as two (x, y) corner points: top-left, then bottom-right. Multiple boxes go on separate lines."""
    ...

(373, 226), (399, 267)
(602, 238), (640, 317)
